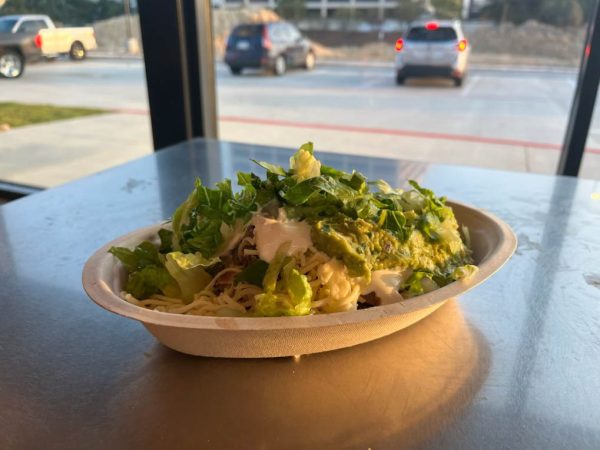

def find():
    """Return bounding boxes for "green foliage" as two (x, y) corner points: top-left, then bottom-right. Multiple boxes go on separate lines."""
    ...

(0, 102), (105, 128)
(0, 0), (124, 26)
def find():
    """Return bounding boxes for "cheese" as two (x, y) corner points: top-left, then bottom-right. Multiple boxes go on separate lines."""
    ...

(361, 269), (407, 305)
(252, 210), (312, 263)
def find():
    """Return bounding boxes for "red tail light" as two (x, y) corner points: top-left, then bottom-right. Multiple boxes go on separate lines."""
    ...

(457, 39), (468, 52)
(262, 26), (272, 50)
(34, 33), (43, 48)
(425, 22), (439, 31)
(395, 38), (404, 52)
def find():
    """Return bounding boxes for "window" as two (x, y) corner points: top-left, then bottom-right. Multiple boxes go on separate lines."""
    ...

(0, 18), (17, 32)
(0, 11), (152, 192)
(214, 3), (598, 180)
(406, 26), (458, 42)
(17, 20), (48, 33)
(287, 24), (302, 41)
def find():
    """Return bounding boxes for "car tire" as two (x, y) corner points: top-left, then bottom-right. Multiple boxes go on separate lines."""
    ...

(273, 55), (286, 76)
(69, 41), (86, 61)
(229, 66), (242, 75)
(395, 74), (405, 85)
(303, 51), (315, 70)
(453, 77), (463, 87)
(0, 49), (25, 79)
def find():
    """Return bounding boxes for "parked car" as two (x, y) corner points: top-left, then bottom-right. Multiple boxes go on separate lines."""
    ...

(225, 22), (315, 76)
(0, 15), (96, 62)
(0, 16), (42, 78)
(394, 20), (470, 87)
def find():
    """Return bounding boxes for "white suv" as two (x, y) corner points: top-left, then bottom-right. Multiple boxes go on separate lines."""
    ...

(395, 20), (470, 87)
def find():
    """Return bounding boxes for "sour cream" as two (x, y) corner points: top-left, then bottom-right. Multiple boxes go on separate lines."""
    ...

(361, 269), (407, 305)
(252, 210), (312, 263)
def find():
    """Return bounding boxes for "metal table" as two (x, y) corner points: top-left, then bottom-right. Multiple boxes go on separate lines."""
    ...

(1, 139), (599, 449)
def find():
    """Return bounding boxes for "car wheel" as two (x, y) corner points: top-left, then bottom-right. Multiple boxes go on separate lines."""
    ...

(303, 51), (315, 70)
(69, 41), (86, 61)
(395, 74), (405, 85)
(274, 55), (286, 76)
(229, 66), (242, 75)
(0, 50), (24, 79)
(453, 76), (463, 87)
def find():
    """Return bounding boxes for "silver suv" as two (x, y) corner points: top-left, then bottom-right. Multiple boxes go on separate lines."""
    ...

(395, 20), (469, 87)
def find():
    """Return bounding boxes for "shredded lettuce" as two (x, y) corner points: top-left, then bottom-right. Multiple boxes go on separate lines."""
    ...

(400, 271), (439, 297)
(109, 242), (176, 299)
(290, 142), (321, 181)
(234, 260), (269, 287)
(253, 243), (312, 316)
(164, 252), (214, 303)
(171, 178), (256, 259)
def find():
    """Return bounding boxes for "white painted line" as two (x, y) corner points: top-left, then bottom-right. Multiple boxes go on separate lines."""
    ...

(461, 75), (480, 97)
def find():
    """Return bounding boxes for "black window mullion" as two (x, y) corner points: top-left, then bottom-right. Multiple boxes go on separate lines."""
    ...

(138, 0), (217, 150)
(558, 0), (600, 176)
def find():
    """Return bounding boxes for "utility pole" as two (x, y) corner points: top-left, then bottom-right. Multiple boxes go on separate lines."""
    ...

(124, 0), (133, 40)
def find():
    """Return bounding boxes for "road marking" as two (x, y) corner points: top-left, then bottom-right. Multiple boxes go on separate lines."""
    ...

(461, 75), (480, 97)
(112, 108), (600, 155)
(217, 115), (600, 155)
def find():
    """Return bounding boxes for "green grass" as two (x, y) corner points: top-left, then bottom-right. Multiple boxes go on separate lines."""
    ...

(0, 102), (107, 128)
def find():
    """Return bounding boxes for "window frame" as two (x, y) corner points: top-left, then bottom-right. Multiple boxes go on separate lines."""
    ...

(1, 0), (598, 200)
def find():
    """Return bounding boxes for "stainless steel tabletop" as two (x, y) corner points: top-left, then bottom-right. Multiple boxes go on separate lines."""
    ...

(1, 139), (599, 449)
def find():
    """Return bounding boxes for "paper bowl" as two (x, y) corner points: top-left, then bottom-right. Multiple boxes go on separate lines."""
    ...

(82, 201), (516, 358)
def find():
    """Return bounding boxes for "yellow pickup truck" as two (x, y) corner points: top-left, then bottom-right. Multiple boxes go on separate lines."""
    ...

(1, 14), (97, 61)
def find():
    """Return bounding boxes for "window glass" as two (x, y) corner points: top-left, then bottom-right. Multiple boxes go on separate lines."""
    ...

(406, 26), (458, 41)
(287, 24), (301, 41)
(580, 104), (600, 180)
(268, 23), (286, 42)
(17, 20), (48, 33)
(215, 3), (595, 179)
(0, 10), (152, 189)
(0, 18), (18, 32)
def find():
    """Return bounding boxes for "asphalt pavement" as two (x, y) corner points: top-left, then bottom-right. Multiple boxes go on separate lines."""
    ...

(0, 59), (598, 187)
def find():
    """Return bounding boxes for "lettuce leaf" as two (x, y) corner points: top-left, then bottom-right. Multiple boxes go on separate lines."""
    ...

(110, 242), (176, 299)
(290, 142), (321, 181)
(109, 241), (162, 272)
(399, 271), (438, 297)
(125, 266), (174, 299)
(171, 178), (256, 258)
(164, 252), (214, 303)
(234, 260), (269, 286)
(252, 243), (312, 316)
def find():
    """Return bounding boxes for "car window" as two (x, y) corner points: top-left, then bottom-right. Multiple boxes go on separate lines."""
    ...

(287, 24), (301, 41)
(228, 24), (262, 48)
(406, 26), (457, 42)
(0, 18), (18, 33)
(269, 23), (287, 43)
(16, 20), (48, 33)
(230, 24), (261, 40)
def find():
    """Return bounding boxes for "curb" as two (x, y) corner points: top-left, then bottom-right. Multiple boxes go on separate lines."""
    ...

(88, 52), (143, 61)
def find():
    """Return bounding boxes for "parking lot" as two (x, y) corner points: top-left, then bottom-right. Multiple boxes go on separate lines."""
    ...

(1, 59), (598, 186)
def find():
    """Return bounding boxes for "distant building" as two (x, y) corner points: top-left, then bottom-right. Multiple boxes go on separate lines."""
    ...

(217, 0), (400, 20)
(216, 0), (488, 20)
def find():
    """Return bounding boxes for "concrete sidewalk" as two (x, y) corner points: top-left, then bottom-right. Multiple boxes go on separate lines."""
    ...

(2, 111), (598, 188)
(0, 114), (152, 188)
